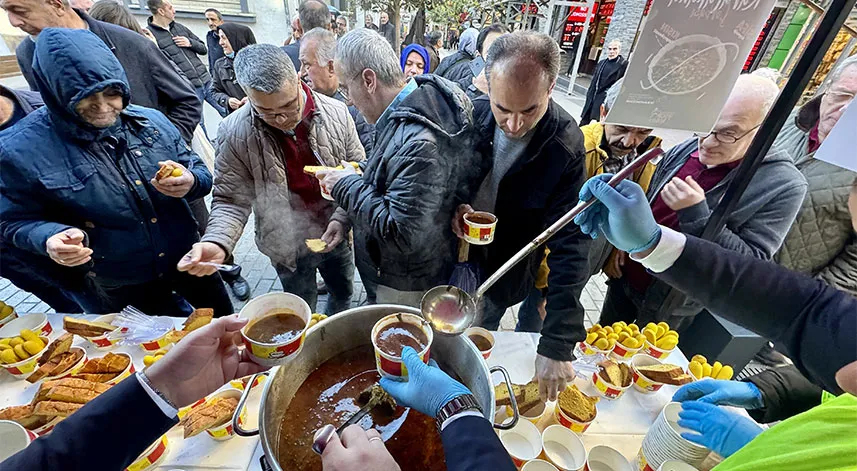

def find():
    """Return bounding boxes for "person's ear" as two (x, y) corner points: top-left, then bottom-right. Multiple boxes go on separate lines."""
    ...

(363, 69), (377, 94)
(836, 360), (857, 395)
(327, 60), (335, 76)
(295, 19), (303, 35)
(600, 104), (608, 122)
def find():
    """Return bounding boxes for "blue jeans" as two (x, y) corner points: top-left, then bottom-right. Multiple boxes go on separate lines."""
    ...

(274, 242), (355, 315)
(515, 286), (545, 332)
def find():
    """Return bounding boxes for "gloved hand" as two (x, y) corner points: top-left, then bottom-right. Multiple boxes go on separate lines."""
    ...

(573, 175), (662, 254)
(673, 380), (765, 409)
(379, 346), (472, 417)
(678, 400), (764, 458)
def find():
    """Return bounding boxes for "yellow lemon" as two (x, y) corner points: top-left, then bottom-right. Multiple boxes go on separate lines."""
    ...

(688, 361), (703, 379)
(13, 344), (29, 361)
(716, 365), (734, 380)
(19, 329), (38, 342)
(0, 349), (18, 364)
(710, 361), (723, 380)
(691, 354), (708, 365)
(22, 339), (44, 355)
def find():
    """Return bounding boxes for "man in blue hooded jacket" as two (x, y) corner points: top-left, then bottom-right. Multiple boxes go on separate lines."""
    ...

(0, 28), (233, 318)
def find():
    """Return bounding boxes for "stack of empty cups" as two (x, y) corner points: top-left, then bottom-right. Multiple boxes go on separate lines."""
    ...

(636, 403), (709, 471)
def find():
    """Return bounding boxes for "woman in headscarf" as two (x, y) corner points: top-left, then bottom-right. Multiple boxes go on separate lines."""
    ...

(400, 43), (430, 80)
(211, 22), (257, 115)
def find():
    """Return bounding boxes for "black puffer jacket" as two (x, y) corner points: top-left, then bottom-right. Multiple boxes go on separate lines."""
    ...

(470, 95), (590, 362)
(211, 23), (256, 114)
(331, 75), (478, 291)
(435, 50), (475, 91)
(745, 365), (824, 423)
(147, 18), (210, 88)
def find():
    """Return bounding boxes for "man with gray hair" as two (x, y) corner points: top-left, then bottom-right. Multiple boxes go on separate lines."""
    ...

(315, 28), (479, 306)
(282, 0), (331, 71)
(580, 39), (627, 124)
(178, 44), (365, 315)
(300, 27), (374, 154)
(773, 55), (857, 298)
(600, 74), (807, 336)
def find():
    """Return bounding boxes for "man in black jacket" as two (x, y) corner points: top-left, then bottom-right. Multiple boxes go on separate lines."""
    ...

(316, 28), (478, 307)
(146, 0), (216, 136)
(453, 31), (590, 402)
(8, 0), (200, 143)
(580, 40), (628, 125)
(204, 8), (227, 116)
(378, 11), (395, 48)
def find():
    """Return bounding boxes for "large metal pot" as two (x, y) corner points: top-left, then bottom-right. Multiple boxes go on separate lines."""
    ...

(233, 304), (518, 470)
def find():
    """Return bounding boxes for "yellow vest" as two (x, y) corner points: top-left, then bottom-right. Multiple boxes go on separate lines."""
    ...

(535, 123), (659, 290)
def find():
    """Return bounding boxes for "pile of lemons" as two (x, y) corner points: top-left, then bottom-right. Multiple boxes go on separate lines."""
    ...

(585, 322), (646, 351)
(0, 329), (46, 364)
(687, 354), (734, 380)
(642, 322), (679, 351)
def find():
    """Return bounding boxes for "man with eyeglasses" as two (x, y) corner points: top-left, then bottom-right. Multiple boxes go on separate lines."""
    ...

(773, 55), (857, 300)
(177, 44), (365, 316)
(598, 74), (807, 331)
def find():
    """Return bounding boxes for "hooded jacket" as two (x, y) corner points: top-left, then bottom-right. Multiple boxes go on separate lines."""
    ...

(400, 44), (430, 75)
(331, 75), (479, 291)
(15, 10), (200, 143)
(772, 95), (857, 296)
(0, 29), (212, 285)
(435, 29), (478, 91)
(626, 138), (807, 321)
(211, 23), (257, 114)
(146, 17), (210, 88)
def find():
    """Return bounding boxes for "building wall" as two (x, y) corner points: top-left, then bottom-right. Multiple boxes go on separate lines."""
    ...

(602, 0), (645, 55)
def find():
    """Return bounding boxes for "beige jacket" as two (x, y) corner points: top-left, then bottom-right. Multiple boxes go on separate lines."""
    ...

(202, 89), (365, 270)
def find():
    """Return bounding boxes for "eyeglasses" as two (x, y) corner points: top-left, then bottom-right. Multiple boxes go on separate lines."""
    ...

(694, 124), (761, 144)
(824, 90), (855, 110)
(337, 70), (364, 100)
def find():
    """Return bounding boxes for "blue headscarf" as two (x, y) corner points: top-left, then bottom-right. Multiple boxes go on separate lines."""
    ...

(400, 44), (430, 75)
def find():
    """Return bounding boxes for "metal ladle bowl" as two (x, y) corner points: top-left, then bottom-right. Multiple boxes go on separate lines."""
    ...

(421, 148), (664, 336)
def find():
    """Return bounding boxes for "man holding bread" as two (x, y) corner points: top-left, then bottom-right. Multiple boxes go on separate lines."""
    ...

(178, 44), (365, 315)
(0, 28), (232, 317)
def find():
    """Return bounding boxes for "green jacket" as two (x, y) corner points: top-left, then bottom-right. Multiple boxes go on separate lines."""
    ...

(714, 394), (857, 471)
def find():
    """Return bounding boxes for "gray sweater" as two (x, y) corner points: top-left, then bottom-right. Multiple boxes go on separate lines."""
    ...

(636, 138), (808, 319)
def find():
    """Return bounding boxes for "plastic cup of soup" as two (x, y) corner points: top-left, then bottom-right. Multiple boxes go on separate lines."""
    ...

(239, 292), (312, 367)
(499, 419), (542, 467)
(540, 425), (587, 471)
(630, 355), (666, 394)
(371, 312), (433, 379)
(463, 211), (498, 245)
(464, 326), (495, 359)
(584, 445), (633, 471)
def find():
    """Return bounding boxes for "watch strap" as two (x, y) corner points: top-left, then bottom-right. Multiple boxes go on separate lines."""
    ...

(436, 394), (482, 431)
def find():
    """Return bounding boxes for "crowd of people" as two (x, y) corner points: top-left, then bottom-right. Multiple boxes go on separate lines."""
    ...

(0, 0), (855, 469)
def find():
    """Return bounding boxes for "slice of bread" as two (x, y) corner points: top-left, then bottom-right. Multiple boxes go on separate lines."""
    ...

(155, 163), (176, 181)
(598, 360), (632, 387)
(558, 385), (598, 422)
(495, 380), (539, 409)
(33, 400), (82, 418)
(37, 333), (73, 366)
(636, 363), (693, 385)
(79, 352), (129, 375)
(63, 316), (116, 338)
(305, 239), (328, 253)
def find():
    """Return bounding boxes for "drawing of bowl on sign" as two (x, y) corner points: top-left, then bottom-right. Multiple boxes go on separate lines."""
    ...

(643, 34), (739, 96)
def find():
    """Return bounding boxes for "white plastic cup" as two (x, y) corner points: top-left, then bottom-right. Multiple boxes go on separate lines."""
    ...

(657, 461), (699, 471)
(499, 419), (542, 468)
(584, 445), (632, 471)
(0, 420), (34, 462)
(523, 460), (560, 471)
(541, 424), (587, 471)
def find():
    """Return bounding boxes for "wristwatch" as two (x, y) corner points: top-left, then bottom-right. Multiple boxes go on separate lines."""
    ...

(435, 394), (482, 431)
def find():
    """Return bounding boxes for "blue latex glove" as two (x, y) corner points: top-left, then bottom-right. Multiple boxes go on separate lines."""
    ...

(677, 401), (764, 458)
(379, 346), (472, 417)
(673, 380), (765, 409)
(573, 174), (662, 254)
